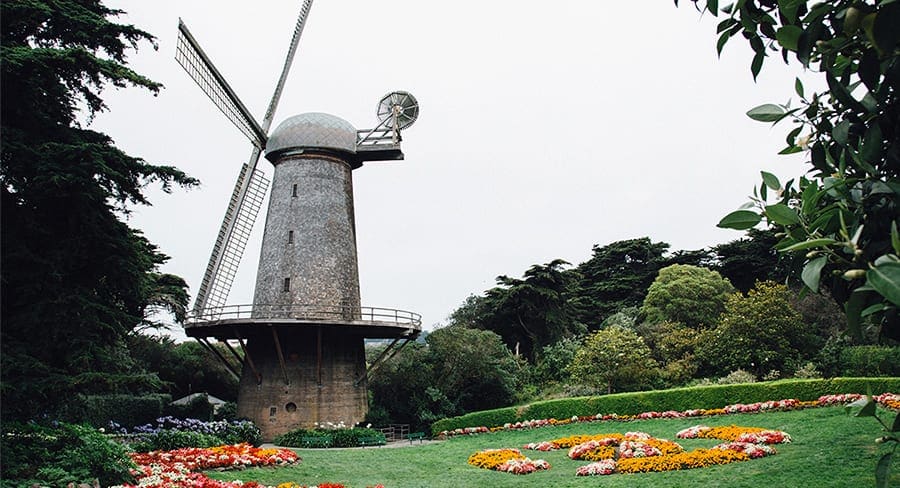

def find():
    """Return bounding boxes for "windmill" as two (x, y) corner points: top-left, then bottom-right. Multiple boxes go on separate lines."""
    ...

(177, 2), (421, 440)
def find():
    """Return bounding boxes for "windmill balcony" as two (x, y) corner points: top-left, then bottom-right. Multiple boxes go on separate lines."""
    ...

(184, 304), (421, 341)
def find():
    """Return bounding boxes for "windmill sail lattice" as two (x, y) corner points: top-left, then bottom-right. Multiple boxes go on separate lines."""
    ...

(179, 0), (315, 313)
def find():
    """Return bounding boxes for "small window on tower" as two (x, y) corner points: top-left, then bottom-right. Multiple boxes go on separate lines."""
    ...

(291, 184), (298, 197)
(288, 230), (294, 244)
(283, 277), (291, 292)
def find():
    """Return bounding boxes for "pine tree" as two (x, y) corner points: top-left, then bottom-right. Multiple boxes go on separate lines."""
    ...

(1, 0), (198, 420)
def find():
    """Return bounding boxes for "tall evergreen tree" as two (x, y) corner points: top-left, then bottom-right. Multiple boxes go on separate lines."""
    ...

(1, 0), (197, 420)
(572, 238), (671, 328)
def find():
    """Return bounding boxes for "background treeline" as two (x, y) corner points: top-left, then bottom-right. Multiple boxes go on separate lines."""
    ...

(365, 231), (900, 432)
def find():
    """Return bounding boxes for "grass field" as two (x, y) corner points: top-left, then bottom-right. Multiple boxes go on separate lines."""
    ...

(207, 406), (897, 488)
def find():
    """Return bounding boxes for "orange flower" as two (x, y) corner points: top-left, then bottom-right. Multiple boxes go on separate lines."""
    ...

(467, 448), (524, 470)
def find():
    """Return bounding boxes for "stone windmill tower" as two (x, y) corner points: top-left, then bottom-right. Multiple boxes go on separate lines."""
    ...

(175, 3), (420, 440)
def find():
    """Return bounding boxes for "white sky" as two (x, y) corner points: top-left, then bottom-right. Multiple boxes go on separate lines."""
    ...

(93, 1), (819, 338)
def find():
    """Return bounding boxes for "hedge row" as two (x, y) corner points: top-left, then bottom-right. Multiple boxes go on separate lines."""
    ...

(64, 394), (172, 429)
(430, 377), (900, 436)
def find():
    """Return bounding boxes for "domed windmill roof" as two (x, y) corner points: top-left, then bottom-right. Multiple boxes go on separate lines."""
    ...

(265, 112), (357, 162)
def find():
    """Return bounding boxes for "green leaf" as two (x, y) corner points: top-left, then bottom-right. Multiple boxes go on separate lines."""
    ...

(845, 291), (867, 341)
(801, 256), (828, 292)
(833, 119), (851, 146)
(867, 261), (900, 306)
(751, 52), (765, 81)
(747, 104), (786, 122)
(718, 210), (762, 230)
(782, 238), (838, 252)
(861, 303), (885, 317)
(761, 171), (781, 190)
(794, 77), (804, 98)
(875, 452), (893, 488)
(845, 396), (875, 416)
(892, 221), (900, 255)
(873, 3), (900, 56)
(765, 203), (800, 225)
(778, 0), (804, 24)
(860, 122), (884, 163)
(706, 0), (719, 16)
(775, 25), (803, 50)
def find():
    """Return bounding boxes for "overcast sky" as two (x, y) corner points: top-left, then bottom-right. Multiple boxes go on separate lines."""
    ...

(93, 1), (818, 338)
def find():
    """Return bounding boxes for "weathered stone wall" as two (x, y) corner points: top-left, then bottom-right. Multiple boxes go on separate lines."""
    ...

(252, 153), (360, 317)
(236, 327), (368, 441)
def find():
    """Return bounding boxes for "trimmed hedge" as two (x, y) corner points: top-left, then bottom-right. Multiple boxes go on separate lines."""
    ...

(430, 377), (900, 436)
(274, 427), (386, 448)
(66, 394), (171, 429)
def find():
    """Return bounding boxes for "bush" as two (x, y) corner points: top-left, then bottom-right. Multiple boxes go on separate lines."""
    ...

(165, 393), (214, 421)
(63, 393), (170, 429)
(123, 417), (262, 451)
(717, 369), (757, 384)
(430, 377), (900, 435)
(214, 401), (238, 421)
(0, 422), (135, 487)
(129, 429), (223, 452)
(274, 427), (386, 448)
(840, 346), (900, 377)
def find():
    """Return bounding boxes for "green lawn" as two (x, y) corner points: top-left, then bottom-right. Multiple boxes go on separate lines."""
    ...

(208, 406), (897, 488)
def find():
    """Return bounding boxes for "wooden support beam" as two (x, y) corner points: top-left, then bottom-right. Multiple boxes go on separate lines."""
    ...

(271, 327), (290, 385)
(233, 328), (261, 385)
(196, 338), (240, 381)
(316, 327), (323, 386)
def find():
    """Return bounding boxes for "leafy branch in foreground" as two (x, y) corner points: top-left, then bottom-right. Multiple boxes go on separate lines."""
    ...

(677, 0), (899, 342)
(845, 394), (899, 488)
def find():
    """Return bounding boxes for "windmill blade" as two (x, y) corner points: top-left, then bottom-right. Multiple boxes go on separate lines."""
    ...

(189, 1), (315, 313)
(176, 19), (267, 148)
(193, 155), (269, 313)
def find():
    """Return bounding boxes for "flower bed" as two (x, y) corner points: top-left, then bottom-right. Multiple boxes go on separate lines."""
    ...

(113, 443), (299, 488)
(438, 392), (899, 439)
(469, 423), (789, 477)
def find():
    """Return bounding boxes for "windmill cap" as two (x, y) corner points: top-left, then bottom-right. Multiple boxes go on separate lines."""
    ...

(265, 112), (357, 162)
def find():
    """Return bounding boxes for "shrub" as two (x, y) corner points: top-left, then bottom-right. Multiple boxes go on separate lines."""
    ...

(840, 346), (900, 377)
(165, 393), (214, 421)
(717, 369), (757, 385)
(123, 417), (262, 451)
(0, 422), (135, 487)
(274, 427), (386, 448)
(214, 401), (238, 421)
(63, 393), (170, 429)
(129, 429), (223, 452)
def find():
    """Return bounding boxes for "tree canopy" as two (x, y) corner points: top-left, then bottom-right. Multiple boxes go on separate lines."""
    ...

(572, 238), (672, 327)
(0, 0), (197, 420)
(640, 264), (736, 330)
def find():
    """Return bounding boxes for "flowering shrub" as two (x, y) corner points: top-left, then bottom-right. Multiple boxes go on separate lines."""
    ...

(471, 424), (788, 476)
(616, 448), (750, 473)
(495, 458), (551, 474)
(676, 425), (711, 439)
(466, 448), (524, 470)
(618, 441), (663, 459)
(112, 443), (299, 488)
(121, 417), (262, 451)
(712, 441), (777, 458)
(522, 441), (555, 451)
(575, 459), (617, 476)
(551, 433), (622, 449)
(735, 430), (792, 444)
(567, 440), (616, 461)
(695, 425), (766, 442)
